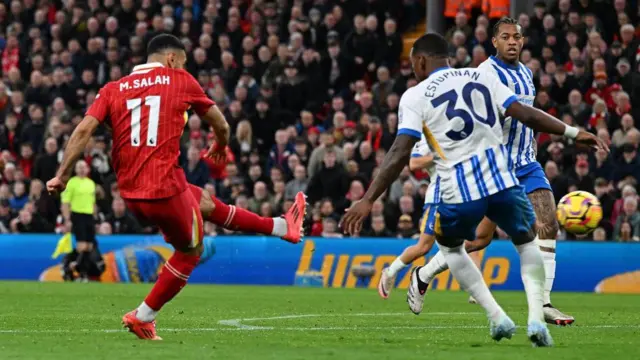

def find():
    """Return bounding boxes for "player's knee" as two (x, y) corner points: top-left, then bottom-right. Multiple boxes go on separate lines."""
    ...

(510, 227), (537, 246)
(436, 235), (464, 248)
(464, 237), (490, 253)
(176, 242), (204, 258)
(199, 189), (215, 217)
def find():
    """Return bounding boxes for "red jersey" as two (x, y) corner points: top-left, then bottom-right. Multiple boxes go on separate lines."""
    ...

(86, 62), (215, 199)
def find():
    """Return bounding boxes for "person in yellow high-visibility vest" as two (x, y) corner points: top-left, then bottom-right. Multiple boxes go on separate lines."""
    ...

(60, 160), (97, 281)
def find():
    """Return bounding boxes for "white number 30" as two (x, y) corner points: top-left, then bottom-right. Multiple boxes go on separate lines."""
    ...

(126, 96), (160, 147)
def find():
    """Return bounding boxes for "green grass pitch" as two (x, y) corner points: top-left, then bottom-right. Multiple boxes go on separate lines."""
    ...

(0, 282), (638, 359)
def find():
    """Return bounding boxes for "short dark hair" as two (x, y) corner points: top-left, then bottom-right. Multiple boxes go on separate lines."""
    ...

(147, 33), (185, 55)
(412, 33), (448, 58)
(493, 17), (520, 37)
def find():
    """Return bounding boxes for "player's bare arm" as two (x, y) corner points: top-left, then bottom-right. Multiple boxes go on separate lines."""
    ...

(201, 104), (230, 161)
(408, 153), (434, 171)
(47, 116), (100, 194)
(505, 102), (609, 152)
(341, 134), (418, 235)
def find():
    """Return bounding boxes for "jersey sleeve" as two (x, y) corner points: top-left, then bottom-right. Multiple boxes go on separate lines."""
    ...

(398, 89), (423, 139)
(60, 179), (73, 204)
(182, 71), (215, 116)
(85, 86), (111, 123)
(411, 135), (430, 157)
(485, 71), (518, 116)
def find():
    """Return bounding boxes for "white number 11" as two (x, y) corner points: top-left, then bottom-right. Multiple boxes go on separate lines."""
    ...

(126, 96), (160, 147)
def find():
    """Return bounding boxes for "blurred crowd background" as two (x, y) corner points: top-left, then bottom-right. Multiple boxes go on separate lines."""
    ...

(0, 0), (639, 242)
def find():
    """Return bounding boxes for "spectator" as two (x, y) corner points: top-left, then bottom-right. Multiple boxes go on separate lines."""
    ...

(321, 217), (343, 238)
(445, 12), (472, 42)
(593, 147), (615, 181)
(248, 181), (272, 214)
(29, 179), (57, 226)
(612, 114), (637, 147)
(561, 90), (591, 127)
(545, 160), (570, 202)
(585, 71), (615, 109)
(396, 214), (419, 239)
(613, 197), (640, 241)
(364, 214), (393, 237)
(9, 182), (28, 211)
(343, 14), (377, 79)
(356, 140), (376, 180)
(570, 159), (595, 192)
(183, 145), (210, 188)
(613, 143), (640, 184)
(594, 178), (616, 228)
(18, 143), (34, 179)
(267, 129), (294, 172)
(371, 66), (395, 107)
(10, 208), (52, 233)
(285, 165), (308, 201)
(104, 197), (142, 235)
(229, 120), (257, 167)
(389, 166), (417, 204)
(278, 61), (308, 115)
(379, 19), (403, 70)
(593, 227), (607, 242)
(308, 132), (346, 178)
(611, 185), (639, 225)
(307, 149), (349, 205)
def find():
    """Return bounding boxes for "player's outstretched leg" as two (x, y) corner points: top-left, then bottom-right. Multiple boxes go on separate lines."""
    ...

(434, 241), (515, 341)
(488, 187), (553, 347)
(528, 189), (574, 326)
(192, 185), (307, 243)
(381, 232), (435, 299)
(122, 190), (204, 340)
(123, 247), (201, 340)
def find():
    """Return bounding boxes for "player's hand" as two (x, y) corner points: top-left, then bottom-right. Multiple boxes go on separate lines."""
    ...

(205, 142), (227, 164)
(340, 199), (373, 236)
(576, 130), (610, 153)
(46, 177), (67, 195)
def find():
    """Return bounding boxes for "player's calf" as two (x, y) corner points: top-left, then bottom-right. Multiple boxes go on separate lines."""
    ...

(189, 184), (306, 243)
(529, 189), (574, 323)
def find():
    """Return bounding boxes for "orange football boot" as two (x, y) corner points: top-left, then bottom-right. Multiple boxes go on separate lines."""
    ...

(281, 192), (308, 243)
(122, 310), (162, 340)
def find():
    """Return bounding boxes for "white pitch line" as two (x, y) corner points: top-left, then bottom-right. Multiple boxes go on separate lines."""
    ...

(217, 312), (483, 330)
(1, 324), (639, 334)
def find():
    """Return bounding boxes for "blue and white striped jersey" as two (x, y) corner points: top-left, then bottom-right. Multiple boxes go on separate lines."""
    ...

(478, 56), (537, 170)
(411, 135), (440, 205)
(398, 67), (519, 204)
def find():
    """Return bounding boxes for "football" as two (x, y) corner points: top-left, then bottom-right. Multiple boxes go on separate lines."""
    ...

(556, 191), (603, 235)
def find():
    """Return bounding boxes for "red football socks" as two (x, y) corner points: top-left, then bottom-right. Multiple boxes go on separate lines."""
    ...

(144, 251), (200, 311)
(208, 196), (275, 235)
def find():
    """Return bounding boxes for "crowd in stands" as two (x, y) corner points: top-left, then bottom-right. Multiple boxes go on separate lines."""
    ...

(0, 0), (639, 242)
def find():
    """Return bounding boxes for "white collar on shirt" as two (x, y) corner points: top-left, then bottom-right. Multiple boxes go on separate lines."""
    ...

(132, 62), (164, 72)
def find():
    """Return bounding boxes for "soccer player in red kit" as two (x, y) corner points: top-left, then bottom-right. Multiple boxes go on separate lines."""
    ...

(47, 34), (306, 340)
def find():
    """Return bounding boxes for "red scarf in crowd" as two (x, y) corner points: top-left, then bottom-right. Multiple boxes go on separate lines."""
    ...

(365, 128), (382, 151)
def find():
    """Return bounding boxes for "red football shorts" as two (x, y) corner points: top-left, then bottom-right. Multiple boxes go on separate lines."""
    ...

(188, 184), (204, 203)
(124, 189), (204, 250)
